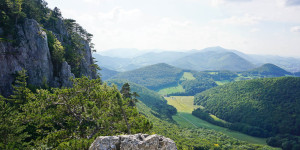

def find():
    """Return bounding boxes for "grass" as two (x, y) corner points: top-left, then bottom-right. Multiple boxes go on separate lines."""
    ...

(157, 85), (185, 96)
(209, 114), (228, 124)
(215, 80), (230, 85)
(166, 96), (268, 145)
(180, 72), (196, 81)
(157, 72), (196, 96)
(164, 96), (202, 113)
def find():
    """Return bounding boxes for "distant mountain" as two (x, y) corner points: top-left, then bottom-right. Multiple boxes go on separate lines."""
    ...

(99, 67), (119, 81)
(170, 50), (255, 71)
(244, 63), (292, 77)
(93, 54), (134, 71)
(99, 48), (148, 58)
(130, 51), (192, 66)
(94, 47), (300, 72)
(236, 54), (300, 73)
(295, 72), (300, 77)
(194, 77), (300, 137)
(111, 63), (184, 90)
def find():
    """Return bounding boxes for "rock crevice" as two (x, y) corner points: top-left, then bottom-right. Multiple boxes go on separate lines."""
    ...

(89, 134), (177, 150)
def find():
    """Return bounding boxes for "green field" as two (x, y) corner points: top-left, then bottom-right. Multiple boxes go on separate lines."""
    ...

(157, 72), (196, 96)
(157, 84), (185, 96)
(180, 72), (196, 80)
(166, 96), (267, 145)
(215, 80), (231, 85)
(164, 96), (202, 113)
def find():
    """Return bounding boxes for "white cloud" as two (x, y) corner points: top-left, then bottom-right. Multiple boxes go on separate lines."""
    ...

(291, 26), (300, 32)
(250, 28), (260, 32)
(212, 14), (261, 26)
(46, 0), (300, 57)
(211, 0), (251, 6)
(82, 0), (111, 5)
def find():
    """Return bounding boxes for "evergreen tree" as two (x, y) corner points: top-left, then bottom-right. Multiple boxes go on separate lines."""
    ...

(0, 96), (28, 149)
(10, 69), (32, 106)
(120, 83), (131, 99)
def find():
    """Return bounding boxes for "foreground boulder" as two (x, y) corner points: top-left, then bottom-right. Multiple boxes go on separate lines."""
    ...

(89, 134), (177, 150)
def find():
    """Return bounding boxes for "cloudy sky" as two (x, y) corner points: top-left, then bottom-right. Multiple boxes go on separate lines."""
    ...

(47, 0), (300, 57)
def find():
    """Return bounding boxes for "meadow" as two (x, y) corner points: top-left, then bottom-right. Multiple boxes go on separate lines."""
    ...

(165, 96), (268, 145)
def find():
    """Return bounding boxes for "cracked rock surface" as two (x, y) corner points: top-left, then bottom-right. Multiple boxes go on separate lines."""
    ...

(89, 134), (177, 150)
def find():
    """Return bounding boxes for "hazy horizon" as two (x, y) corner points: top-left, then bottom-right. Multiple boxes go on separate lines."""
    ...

(97, 47), (300, 59)
(47, 0), (300, 57)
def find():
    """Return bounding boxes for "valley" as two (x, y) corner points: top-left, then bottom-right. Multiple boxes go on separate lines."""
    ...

(165, 96), (267, 145)
(1, 0), (300, 149)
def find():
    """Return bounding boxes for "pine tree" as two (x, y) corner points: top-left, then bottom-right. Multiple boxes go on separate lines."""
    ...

(120, 83), (131, 99)
(10, 68), (32, 106)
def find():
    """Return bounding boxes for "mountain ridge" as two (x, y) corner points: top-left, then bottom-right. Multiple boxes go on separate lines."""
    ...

(96, 47), (300, 73)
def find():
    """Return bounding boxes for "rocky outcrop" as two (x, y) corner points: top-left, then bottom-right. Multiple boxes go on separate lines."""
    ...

(0, 19), (54, 96)
(58, 61), (75, 87)
(89, 134), (177, 150)
(0, 17), (96, 97)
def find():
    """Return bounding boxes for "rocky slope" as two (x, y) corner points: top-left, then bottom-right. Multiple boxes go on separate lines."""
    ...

(0, 17), (96, 97)
(89, 134), (177, 150)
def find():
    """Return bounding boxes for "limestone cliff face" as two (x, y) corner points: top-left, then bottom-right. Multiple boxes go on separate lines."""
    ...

(89, 134), (177, 150)
(0, 18), (96, 97)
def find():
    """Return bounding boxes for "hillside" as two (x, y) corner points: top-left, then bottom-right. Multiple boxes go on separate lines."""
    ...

(238, 54), (300, 73)
(106, 79), (177, 119)
(111, 63), (184, 90)
(99, 67), (119, 81)
(243, 63), (291, 77)
(194, 77), (300, 137)
(171, 50), (255, 71)
(136, 99), (275, 150)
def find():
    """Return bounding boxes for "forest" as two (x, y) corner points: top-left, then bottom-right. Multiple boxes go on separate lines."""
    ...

(0, 70), (152, 149)
(193, 77), (300, 150)
(1, 0), (299, 150)
(112, 63), (184, 90)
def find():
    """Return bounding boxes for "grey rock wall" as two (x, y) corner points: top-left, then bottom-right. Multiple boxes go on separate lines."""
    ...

(0, 17), (96, 97)
(89, 134), (177, 150)
(0, 19), (54, 96)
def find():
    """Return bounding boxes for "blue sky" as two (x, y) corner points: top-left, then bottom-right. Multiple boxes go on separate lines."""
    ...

(47, 0), (300, 57)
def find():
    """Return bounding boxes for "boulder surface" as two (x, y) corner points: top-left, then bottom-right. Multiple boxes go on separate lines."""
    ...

(89, 134), (177, 150)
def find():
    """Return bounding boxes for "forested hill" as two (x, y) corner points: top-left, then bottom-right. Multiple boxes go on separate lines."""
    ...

(0, 0), (98, 97)
(194, 77), (300, 137)
(170, 50), (255, 71)
(111, 63), (184, 90)
(242, 63), (292, 77)
(106, 79), (177, 119)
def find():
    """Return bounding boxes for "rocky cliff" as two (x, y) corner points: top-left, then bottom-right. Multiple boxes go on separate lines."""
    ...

(89, 134), (177, 150)
(0, 17), (96, 97)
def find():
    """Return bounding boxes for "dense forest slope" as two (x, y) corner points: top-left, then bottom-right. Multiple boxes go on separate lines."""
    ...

(0, 0), (97, 97)
(194, 77), (300, 137)
(136, 99), (275, 150)
(111, 63), (184, 90)
(99, 67), (119, 81)
(107, 79), (177, 119)
(242, 63), (292, 77)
